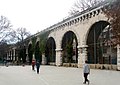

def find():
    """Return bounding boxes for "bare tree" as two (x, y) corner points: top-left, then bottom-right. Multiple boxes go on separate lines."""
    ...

(10, 27), (31, 63)
(0, 16), (12, 43)
(11, 27), (31, 43)
(0, 16), (31, 62)
(69, 0), (105, 15)
(104, 0), (120, 44)
(0, 16), (31, 44)
(0, 15), (13, 60)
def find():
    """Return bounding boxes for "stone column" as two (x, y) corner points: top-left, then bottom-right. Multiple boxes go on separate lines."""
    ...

(42, 54), (47, 65)
(55, 48), (63, 66)
(77, 47), (82, 68)
(13, 48), (16, 61)
(77, 45), (88, 68)
(117, 44), (120, 70)
(32, 54), (35, 60)
(26, 48), (29, 63)
(82, 46), (88, 63)
(10, 50), (13, 61)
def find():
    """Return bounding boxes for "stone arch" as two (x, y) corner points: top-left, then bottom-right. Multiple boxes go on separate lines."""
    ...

(85, 21), (109, 43)
(35, 41), (42, 62)
(28, 40), (32, 45)
(45, 37), (56, 64)
(28, 43), (33, 64)
(48, 26), (80, 49)
(36, 37), (40, 43)
(85, 20), (117, 64)
(61, 30), (78, 63)
(86, 21), (109, 64)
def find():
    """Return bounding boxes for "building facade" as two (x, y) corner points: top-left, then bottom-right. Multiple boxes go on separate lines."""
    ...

(7, 1), (120, 70)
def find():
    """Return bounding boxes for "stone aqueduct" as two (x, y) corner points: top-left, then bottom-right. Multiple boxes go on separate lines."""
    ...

(7, 2), (120, 70)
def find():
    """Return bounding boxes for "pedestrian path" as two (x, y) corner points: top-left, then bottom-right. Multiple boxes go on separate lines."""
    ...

(0, 65), (120, 85)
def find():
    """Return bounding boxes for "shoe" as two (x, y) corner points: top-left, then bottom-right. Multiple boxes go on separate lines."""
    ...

(83, 82), (86, 84)
(88, 80), (90, 85)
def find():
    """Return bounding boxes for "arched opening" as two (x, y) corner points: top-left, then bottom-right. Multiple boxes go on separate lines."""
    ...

(45, 37), (56, 64)
(22, 45), (26, 63)
(35, 41), (42, 62)
(87, 21), (117, 64)
(28, 44), (33, 64)
(61, 31), (78, 63)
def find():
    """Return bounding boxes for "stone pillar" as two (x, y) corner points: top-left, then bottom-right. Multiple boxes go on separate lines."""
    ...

(78, 47), (82, 68)
(117, 44), (120, 70)
(55, 48), (62, 66)
(77, 45), (88, 68)
(32, 54), (35, 60)
(13, 48), (16, 61)
(11, 50), (13, 61)
(26, 48), (29, 62)
(10, 50), (13, 61)
(82, 46), (88, 63)
(42, 54), (47, 65)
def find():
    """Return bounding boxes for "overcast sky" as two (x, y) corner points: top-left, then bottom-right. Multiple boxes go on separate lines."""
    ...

(0, 0), (76, 34)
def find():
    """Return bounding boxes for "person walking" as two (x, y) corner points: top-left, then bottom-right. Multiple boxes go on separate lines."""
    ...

(36, 61), (40, 74)
(32, 59), (36, 71)
(83, 60), (90, 85)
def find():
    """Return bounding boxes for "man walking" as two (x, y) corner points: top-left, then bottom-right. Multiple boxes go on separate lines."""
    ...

(36, 61), (40, 74)
(83, 60), (90, 85)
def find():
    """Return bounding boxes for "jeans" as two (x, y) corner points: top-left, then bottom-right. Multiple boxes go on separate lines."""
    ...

(84, 73), (89, 83)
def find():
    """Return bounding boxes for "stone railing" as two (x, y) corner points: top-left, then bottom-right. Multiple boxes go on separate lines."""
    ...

(89, 64), (117, 70)
(47, 1), (110, 33)
(51, 63), (118, 71)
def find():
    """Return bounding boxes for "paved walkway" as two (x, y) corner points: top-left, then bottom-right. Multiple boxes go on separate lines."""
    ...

(0, 65), (120, 85)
